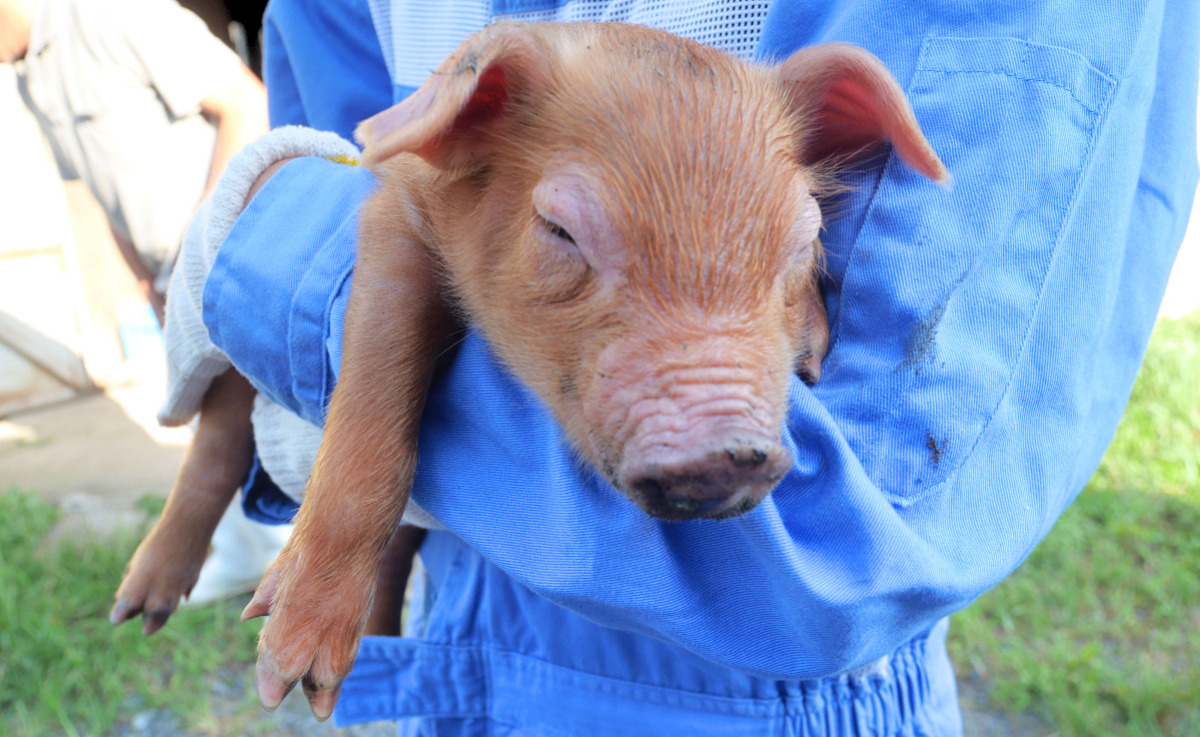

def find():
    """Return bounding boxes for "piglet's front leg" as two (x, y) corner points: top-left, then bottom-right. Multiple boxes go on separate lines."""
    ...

(241, 177), (452, 721)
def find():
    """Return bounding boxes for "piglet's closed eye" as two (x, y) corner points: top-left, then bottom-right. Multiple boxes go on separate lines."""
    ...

(776, 42), (949, 186)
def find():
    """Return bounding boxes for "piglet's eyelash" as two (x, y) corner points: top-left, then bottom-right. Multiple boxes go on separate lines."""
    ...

(539, 215), (577, 246)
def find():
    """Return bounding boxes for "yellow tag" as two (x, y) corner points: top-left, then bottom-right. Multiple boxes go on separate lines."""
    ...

(325, 155), (361, 166)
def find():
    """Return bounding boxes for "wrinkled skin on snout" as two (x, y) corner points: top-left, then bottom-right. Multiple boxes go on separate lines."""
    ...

(244, 21), (947, 721)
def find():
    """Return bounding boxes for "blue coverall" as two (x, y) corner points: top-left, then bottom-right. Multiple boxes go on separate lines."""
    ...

(207, 1), (1199, 734)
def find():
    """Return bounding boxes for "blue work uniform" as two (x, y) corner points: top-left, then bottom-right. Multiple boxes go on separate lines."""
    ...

(208, 1), (1200, 734)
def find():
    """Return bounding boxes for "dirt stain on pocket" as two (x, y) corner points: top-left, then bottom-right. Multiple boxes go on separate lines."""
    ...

(926, 429), (948, 467)
(895, 269), (969, 375)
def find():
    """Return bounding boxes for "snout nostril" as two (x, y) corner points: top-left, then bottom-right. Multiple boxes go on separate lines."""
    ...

(631, 477), (665, 501)
(621, 439), (790, 520)
(726, 447), (769, 469)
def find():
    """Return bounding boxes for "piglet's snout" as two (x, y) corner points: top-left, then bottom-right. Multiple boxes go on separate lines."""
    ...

(590, 335), (795, 520)
(619, 431), (791, 520)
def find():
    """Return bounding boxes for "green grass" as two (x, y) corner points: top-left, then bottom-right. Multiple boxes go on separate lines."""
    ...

(950, 312), (1200, 737)
(0, 491), (264, 737)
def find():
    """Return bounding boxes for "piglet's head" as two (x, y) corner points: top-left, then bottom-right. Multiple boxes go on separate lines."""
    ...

(358, 23), (945, 520)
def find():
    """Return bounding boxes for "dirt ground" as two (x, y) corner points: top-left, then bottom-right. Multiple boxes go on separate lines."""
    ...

(1, 366), (186, 535)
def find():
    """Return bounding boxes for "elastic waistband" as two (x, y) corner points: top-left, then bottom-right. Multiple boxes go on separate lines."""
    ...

(335, 620), (950, 736)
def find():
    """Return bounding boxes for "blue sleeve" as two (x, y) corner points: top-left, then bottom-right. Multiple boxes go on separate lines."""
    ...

(212, 0), (1199, 678)
(206, 156), (377, 426)
(261, 0), (393, 139)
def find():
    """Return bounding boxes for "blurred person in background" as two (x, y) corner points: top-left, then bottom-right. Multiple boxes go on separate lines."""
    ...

(1, 0), (263, 323)
(0, 0), (289, 609)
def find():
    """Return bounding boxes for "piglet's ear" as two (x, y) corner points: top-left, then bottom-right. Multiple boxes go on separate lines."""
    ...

(356, 23), (549, 170)
(776, 43), (948, 185)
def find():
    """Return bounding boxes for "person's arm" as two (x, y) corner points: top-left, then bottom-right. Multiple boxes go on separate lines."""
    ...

(109, 224), (166, 324)
(197, 63), (268, 205)
(107, 0), (268, 208)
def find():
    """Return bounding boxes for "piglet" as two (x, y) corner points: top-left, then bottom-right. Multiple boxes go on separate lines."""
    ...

(240, 21), (947, 720)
